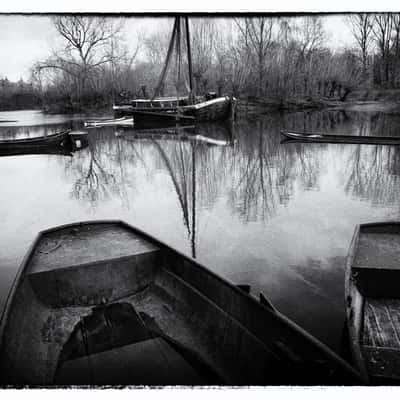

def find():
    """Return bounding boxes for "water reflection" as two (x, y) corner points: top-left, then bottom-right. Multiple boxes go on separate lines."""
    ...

(344, 145), (400, 205)
(3, 106), (400, 351)
(61, 108), (400, 253)
(64, 123), (234, 257)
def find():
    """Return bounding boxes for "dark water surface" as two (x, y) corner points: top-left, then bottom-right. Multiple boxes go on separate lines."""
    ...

(1, 107), (400, 353)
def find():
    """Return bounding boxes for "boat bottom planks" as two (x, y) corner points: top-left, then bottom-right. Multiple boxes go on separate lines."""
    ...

(0, 221), (364, 386)
(346, 222), (400, 384)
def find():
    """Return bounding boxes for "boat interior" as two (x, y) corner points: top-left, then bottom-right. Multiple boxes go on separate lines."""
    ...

(0, 222), (359, 385)
(350, 223), (400, 382)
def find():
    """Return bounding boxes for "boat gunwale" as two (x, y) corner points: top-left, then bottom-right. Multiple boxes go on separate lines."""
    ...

(345, 224), (369, 382)
(345, 220), (400, 383)
(114, 97), (232, 114)
(0, 219), (365, 383)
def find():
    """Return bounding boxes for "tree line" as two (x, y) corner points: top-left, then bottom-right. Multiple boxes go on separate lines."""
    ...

(0, 78), (41, 111)
(3, 14), (400, 113)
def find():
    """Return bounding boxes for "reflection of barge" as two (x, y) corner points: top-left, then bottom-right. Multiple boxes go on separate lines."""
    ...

(0, 220), (363, 385)
(116, 124), (233, 147)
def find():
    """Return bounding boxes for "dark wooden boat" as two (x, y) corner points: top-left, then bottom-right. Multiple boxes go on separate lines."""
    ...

(114, 96), (233, 127)
(0, 130), (72, 152)
(281, 130), (400, 145)
(0, 131), (89, 157)
(116, 109), (195, 129)
(0, 220), (363, 386)
(0, 146), (73, 158)
(345, 222), (400, 384)
(113, 17), (235, 126)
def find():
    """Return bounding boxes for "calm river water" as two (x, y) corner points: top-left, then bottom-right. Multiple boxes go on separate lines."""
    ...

(1, 106), (400, 354)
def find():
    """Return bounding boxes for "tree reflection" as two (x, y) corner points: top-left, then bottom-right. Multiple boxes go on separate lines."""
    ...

(65, 128), (144, 208)
(344, 144), (400, 205)
(342, 112), (400, 205)
(61, 107), (400, 247)
(149, 123), (234, 257)
(228, 116), (322, 222)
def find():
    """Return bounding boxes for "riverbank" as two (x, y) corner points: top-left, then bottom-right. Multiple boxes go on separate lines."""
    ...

(237, 90), (400, 116)
(6, 88), (400, 117)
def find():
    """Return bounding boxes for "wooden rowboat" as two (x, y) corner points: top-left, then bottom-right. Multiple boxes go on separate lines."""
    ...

(0, 220), (364, 386)
(345, 222), (400, 384)
(0, 131), (89, 157)
(0, 145), (73, 158)
(0, 130), (72, 151)
(281, 131), (400, 145)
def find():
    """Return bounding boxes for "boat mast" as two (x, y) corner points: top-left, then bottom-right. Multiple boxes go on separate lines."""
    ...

(151, 16), (194, 103)
(151, 18), (179, 101)
(184, 16), (194, 103)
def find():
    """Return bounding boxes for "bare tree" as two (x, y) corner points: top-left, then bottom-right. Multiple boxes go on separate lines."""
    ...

(346, 14), (374, 79)
(294, 16), (326, 95)
(372, 13), (394, 85)
(190, 18), (217, 94)
(390, 13), (400, 87)
(295, 16), (326, 57)
(234, 17), (276, 97)
(34, 16), (125, 105)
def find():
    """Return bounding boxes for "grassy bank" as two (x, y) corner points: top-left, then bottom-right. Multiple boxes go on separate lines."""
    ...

(237, 89), (400, 116)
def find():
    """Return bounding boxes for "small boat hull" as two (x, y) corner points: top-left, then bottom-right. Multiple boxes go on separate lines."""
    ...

(0, 130), (89, 156)
(0, 221), (364, 385)
(345, 222), (400, 383)
(0, 130), (72, 150)
(281, 130), (400, 145)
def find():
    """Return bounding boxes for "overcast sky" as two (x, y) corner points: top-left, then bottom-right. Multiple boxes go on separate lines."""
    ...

(0, 15), (354, 82)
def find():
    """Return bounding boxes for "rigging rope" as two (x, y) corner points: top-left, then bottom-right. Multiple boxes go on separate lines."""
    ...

(151, 18), (178, 101)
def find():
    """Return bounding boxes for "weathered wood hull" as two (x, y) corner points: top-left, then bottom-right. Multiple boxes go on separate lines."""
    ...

(0, 130), (89, 157)
(0, 146), (72, 157)
(0, 221), (363, 386)
(114, 97), (234, 127)
(0, 130), (72, 152)
(345, 222), (400, 384)
(282, 130), (400, 145)
(127, 110), (195, 129)
(182, 97), (233, 122)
